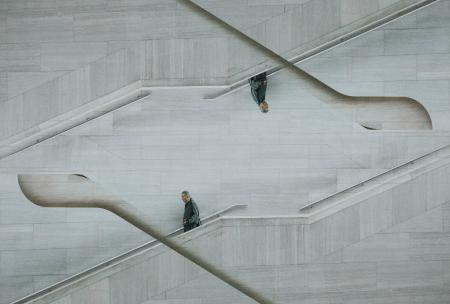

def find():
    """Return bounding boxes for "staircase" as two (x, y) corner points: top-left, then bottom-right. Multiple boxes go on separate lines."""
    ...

(2, 1), (449, 303)
(0, 0), (439, 162)
(14, 142), (450, 303)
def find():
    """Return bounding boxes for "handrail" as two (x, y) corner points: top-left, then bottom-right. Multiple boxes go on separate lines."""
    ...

(1, 0), (439, 162)
(13, 142), (450, 303)
(204, 0), (441, 99)
(299, 144), (450, 213)
(10, 204), (246, 304)
(0, 83), (151, 160)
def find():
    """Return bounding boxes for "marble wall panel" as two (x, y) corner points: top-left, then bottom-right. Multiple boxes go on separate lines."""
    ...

(391, 178), (427, 225)
(109, 263), (149, 304)
(0, 249), (67, 276)
(0, 43), (40, 72)
(377, 261), (444, 289)
(7, 71), (66, 99)
(342, 233), (409, 262)
(416, 0), (450, 28)
(409, 232), (450, 261)
(6, 15), (73, 43)
(2, 2), (450, 303)
(0, 72), (6, 102)
(0, 276), (34, 304)
(70, 279), (110, 304)
(41, 42), (107, 71)
(418, 54), (450, 80)
(300, 0), (450, 131)
(73, 12), (142, 42)
(384, 28), (450, 55)
(6, 0), (108, 10)
(308, 205), (360, 260)
(307, 262), (377, 292)
(351, 55), (417, 82)
(340, 0), (378, 25)
(0, 14), (6, 44)
(387, 205), (443, 233)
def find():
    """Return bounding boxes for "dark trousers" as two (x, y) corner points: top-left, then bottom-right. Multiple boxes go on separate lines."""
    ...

(251, 84), (266, 105)
(249, 73), (267, 106)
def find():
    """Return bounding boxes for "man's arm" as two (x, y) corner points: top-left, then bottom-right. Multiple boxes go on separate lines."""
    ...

(249, 78), (261, 90)
(183, 205), (191, 225)
(188, 202), (199, 224)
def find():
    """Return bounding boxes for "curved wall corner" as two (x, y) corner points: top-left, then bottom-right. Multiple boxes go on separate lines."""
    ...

(342, 97), (433, 130)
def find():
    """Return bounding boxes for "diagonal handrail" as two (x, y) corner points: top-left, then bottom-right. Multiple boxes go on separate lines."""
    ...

(2, 1), (446, 303)
(185, 0), (433, 131)
(203, 0), (441, 100)
(13, 142), (450, 303)
(14, 144), (450, 303)
(17, 173), (274, 303)
(0, 0), (439, 162)
(0, 82), (151, 159)
(10, 204), (247, 304)
(299, 143), (450, 214)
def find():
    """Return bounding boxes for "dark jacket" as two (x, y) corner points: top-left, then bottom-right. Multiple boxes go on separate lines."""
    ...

(183, 199), (200, 232)
(249, 72), (267, 106)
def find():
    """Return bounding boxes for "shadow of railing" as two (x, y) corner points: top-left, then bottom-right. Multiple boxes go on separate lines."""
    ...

(10, 190), (246, 304)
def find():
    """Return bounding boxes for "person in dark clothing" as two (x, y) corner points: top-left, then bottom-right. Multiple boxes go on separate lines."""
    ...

(249, 72), (269, 113)
(181, 191), (201, 232)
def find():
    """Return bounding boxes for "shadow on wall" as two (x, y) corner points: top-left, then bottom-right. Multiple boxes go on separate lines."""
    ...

(211, 67), (433, 130)
(273, 66), (433, 130)
(17, 174), (273, 304)
(286, 65), (433, 130)
(335, 96), (432, 130)
(189, 0), (435, 131)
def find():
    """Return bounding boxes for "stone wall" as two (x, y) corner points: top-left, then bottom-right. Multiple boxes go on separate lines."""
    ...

(1, 0), (450, 303)
(1, 66), (449, 303)
(32, 151), (450, 304)
(192, 0), (424, 61)
(300, 0), (450, 130)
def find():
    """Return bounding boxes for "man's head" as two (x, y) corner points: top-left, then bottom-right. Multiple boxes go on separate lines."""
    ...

(181, 191), (191, 203)
(259, 101), (269, 113)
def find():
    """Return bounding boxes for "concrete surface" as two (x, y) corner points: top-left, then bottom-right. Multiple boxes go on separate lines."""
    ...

(1, 0), (450, 303)
(20, 146), (450, 303)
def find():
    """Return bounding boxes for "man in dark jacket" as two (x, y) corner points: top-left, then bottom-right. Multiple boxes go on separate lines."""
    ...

(249, 72), (269, 113)
(181, 191), (201, 232)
